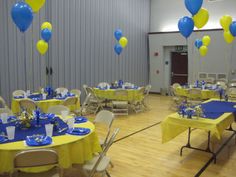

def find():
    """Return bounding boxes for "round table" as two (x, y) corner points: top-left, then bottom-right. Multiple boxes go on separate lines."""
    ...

(175, 87), (220, 100)
(0, 118), (101, 174)
(93, 88), (144, 101)
(11, 97), (80, 114)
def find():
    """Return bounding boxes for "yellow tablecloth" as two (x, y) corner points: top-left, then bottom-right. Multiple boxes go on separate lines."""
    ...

(175, 87), (219, 100)
(11, 97), (80, 114)
(93, 88), (143, 101)
(0, 120), (101, 174)
(161, 110), (234, 144)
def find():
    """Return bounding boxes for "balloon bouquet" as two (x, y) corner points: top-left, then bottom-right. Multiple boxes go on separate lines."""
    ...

(114, 29), (128, 55)
(220, 15), (236, 44)
(37, 22), (53, 55)
(178, 0), (210, 57)
(11, 0), (52, 56)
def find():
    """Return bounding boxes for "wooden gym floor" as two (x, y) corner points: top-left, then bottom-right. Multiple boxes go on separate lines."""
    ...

(1, 94), (236, 177)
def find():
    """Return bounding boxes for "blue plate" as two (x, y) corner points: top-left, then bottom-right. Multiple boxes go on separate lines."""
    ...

(0, 136), (6, 144)
(14, 96), (24, 99)
(67, 127), (90, 136)
(8, 116), (17, 122)
(67, 93), (75, 97)
(56, 96), (67, 100)
(40, 113), (55, 119)
(74, 117), (88, 124)
(26, 135), (52, 146)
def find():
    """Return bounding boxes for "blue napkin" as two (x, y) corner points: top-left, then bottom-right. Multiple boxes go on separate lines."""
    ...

(14, 96), (24, 99)
(26, 135), (52, 146)
(0, 136), (6, 144)
(74, 117), (88, 124)
(67, 127), (90, 136)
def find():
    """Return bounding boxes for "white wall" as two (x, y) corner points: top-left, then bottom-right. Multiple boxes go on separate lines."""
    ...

(149, 30), (236, 92)
(151, 0), (236, 32)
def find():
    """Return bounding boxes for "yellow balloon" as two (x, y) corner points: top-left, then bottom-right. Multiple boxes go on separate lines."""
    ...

(119, 37), (128, 48)
(193, 8), (209, 29)
(37, 40), (48, 55)
(223, 31), (234, 44)
(202, 35), (211, 46)
(220, 15), (232, 31)
(41, 22), (52, 31)
(199, 46), (208, 57)
(25, 0), (46, 13)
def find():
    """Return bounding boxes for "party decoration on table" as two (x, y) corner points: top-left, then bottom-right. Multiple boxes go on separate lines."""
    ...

(25, 0), (46, 13)
(194, 105), (204, 118)
(36, 40), (48, 55)
(34, 107), (41, 127)
(44, 86), (55, 98)
(192, 8), (209, 29)
(178, 16), (194, 38)
(114, 29), (128, 55)
(184, 0), (203, 16)
(41, 28), (52, 42)
(11, 2), (33, 32)
(16, 110), (33, 129)
(41, 22), (53, 30)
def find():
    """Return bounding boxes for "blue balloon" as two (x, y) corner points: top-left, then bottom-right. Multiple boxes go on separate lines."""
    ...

(230, 21), (236, 37)
(114, 44), (123, 55)
(195, 39), (203, 49)
(11, 2), (33, 32)
(185, 0), (203, 15)
(41, 29), (52, 42)
(114, 29), (123, 41)
(178, 16), (194, 38)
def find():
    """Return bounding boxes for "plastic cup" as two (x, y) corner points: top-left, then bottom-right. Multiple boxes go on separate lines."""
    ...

(67, 118), (74, 129)
(1, 113), (8, 124)
(6, 126), (15, 140)
(45, 124), (54, 137)
(26, 90), (31, 96)
(61, 110), (69, 120)
(42, 93), (47, 100)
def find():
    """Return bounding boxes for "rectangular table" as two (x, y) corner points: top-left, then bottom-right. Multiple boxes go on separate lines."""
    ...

(161, 100), (236, 162)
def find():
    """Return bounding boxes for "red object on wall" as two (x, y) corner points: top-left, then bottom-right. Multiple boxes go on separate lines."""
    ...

(154, 52), (159, 56)
(156, 70), (159, 74)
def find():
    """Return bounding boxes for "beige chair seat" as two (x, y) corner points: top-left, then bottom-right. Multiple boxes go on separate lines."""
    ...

(83, 155), (111, 173)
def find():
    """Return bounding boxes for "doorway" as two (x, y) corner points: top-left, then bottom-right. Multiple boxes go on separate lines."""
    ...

(171, 52), (188, 85)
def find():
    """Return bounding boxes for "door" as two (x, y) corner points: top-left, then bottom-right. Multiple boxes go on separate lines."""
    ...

(171, 52), (188, 85)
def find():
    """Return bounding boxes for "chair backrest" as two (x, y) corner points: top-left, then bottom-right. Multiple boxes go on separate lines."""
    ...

(172, 83), (181, 89)
(0, 96), (6, 108)
(94, 110), (115, 147)
(94, 110), (114, 127)
(13, 90), (26, 97)
(98, 82), (110, 88)
(47, 105), (70, 115)
(89, 128), (119, 177)
(63, 97), (78, 106)
(83, 84), (89, 95)
(227, 88), (236, 98)
(205, 77), (215, 84)
(0, 108), (14, 115)
(19, 99), (36, 113)
(70, 89), (81, 97)
(229, 82), (236, 88)
(144, 85), (151, 95)
(14, 149), (58, 168)
(55, 87), (68, 94)
(216, 81), (227, 90)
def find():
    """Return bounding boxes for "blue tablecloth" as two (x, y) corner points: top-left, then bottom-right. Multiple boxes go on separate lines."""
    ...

(0, 117), (68, 144)
(201, 101), (236, 119)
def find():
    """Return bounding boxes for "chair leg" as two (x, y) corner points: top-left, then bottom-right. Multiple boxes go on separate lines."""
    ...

(58, 167), (64, 177)
(109, 161), (114, 168)
(105, 170), (111, 177)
